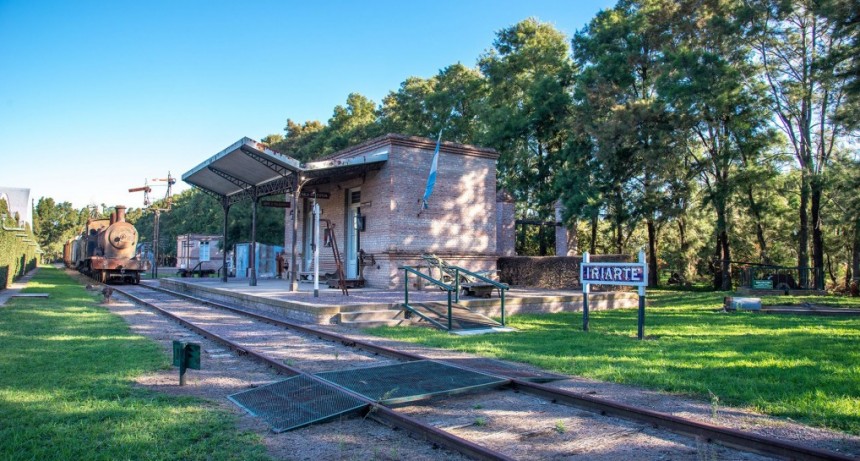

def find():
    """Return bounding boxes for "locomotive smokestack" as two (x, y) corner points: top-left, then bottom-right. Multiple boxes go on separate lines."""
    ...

(116, 205), (127, 223)
(110, 211), (116, 225)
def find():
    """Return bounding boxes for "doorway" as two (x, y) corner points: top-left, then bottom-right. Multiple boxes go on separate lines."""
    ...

(345, 188), (361, 279)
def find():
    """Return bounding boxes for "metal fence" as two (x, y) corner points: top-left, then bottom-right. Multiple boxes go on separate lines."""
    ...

(738, 264), (823, 291)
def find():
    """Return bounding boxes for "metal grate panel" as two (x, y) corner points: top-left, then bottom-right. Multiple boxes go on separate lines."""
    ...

(228, 375), (367, 432)
(316, 360), (508, 405)
(441, 358), (569, 383)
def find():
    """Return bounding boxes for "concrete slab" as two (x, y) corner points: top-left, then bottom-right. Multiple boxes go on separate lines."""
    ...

(0, 267), (40, 306)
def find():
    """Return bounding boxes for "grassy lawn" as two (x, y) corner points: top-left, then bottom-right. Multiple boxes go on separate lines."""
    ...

(366, 289), (860, 434)
(759, 293), (860, 308)
(0, 266), (269, 461)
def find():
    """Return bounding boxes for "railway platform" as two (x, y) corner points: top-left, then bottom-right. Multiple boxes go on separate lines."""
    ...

(155, 276), (639, 326)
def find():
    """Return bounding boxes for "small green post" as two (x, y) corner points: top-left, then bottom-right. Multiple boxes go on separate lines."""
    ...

(173, 341), (201, 386)
(454, 268), (460, 303)
(447, 290), (452, 331)
(500, 289), (506, 326)
(404, 269), (409, 306)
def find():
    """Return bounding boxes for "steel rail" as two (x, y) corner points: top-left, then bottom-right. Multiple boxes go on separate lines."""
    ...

(131, 283), (856, 461)
(113, 285), (514, 461)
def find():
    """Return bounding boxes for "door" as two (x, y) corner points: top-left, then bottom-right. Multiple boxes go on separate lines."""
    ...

(345, 189), (361, 279)
(302, 199), (313, 271)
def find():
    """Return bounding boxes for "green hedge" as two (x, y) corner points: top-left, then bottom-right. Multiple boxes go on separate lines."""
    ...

(498, 255), (629, 288)
(0, 225), (38, 290)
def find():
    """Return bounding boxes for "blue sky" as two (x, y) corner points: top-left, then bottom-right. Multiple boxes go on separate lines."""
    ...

(0, 0), (612, 209)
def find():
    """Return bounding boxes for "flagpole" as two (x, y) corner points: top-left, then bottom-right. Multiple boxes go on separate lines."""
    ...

(420, 107), (456, 214)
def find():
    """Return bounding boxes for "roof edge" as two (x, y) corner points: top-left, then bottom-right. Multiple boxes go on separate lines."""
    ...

(325, 133), (499, 161)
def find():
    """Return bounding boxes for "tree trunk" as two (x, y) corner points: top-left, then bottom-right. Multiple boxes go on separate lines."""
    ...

(716, 199), (732, 291)
(798, 172), (810, 288)
(647, 218), (658, 287)
(712, 235), (722, 290)
(590, 213), (598, 254)
(746, 186), (771, 264)
(811, 176), (824, 289)
(852, 220), (860, 297)
(678, 217), (689, 284)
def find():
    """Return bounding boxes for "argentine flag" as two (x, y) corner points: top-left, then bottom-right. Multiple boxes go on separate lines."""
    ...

(422, 129), (443, 209)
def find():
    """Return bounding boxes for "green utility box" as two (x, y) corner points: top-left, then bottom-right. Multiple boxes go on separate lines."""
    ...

(173, 341), (201, 369)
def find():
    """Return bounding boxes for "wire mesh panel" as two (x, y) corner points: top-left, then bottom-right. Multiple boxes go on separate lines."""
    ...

(440, 357), (568, 383)
(316, 360), (508, 405)
(228, 375), (367, 432)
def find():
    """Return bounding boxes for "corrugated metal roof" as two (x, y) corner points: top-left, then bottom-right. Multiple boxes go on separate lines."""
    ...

(182, 137), (387, 202)
(0, 187), (31, 226)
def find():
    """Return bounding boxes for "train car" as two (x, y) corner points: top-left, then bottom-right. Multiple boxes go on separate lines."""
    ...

(73, 206), (151, 284)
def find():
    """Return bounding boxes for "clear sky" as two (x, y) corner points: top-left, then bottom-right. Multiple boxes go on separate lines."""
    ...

(0, 0), (613, 210)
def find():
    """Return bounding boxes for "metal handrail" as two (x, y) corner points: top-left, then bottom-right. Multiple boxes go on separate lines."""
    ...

(402, 266), (454, 331)
(451, 266), (508, 326)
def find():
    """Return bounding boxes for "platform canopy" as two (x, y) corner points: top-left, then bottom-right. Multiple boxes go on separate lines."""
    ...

(182, 137), (388, 204)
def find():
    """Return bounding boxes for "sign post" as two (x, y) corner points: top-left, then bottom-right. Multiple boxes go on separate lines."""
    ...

(580, 249), (649, 340)
(172, 341), (201, 385)
(582, 252), (590, 332)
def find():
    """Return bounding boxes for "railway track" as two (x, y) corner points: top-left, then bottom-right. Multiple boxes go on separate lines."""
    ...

(110, 282), (856, 461)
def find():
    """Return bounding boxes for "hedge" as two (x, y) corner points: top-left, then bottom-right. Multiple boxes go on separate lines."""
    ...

(498, 255), (629, 289)
(0, 224), (38, 290)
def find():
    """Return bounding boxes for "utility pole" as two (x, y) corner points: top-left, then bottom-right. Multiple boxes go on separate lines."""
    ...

(129, 172), (176, 279)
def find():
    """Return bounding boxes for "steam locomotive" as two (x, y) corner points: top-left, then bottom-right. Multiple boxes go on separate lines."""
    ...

(63, 205), (151, 284)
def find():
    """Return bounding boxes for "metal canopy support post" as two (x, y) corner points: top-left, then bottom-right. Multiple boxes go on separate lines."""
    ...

(582, 252), (589, 332)
(637, 249), (647, 340)
(153, 210), (162, 279)
(250, 187), (258, 287)
(289, 175), (307, 292)
(313, 200), (320, 297)
(221, 197), (230, 283)
(207, 166), (259, 287)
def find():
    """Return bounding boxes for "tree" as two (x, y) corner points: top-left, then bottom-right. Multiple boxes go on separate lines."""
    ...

(751, 0), (853, 288)
(479, 18), (575, 253)
(568, 0), (682, 285)
(33, 197), (86, 259)
(660, 0), (778, 289)
(322, 93), (382, 154)
(824, 0), (860, 129)
(380, 63), (487, 144)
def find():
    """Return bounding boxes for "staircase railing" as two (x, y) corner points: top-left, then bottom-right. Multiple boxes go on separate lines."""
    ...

(450, 266), (509, 326)
(402, 266), (454, 331)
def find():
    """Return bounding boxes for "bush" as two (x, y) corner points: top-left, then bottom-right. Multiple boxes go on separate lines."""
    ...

(0, 221), (38, 290)
(498, 255), (629, 288)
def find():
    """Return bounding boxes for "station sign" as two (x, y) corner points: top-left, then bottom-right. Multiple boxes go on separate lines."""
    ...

(300, 190), (330, 199)
(580, 250), (649, 340)
(580, 263), (646, 287)
(262, 200), (291, 208)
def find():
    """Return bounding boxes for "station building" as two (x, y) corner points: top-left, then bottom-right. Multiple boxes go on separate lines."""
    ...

(183, 134), (515, 289)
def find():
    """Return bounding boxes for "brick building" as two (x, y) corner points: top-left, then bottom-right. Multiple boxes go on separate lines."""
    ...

(292, 134), (511, 288)
(176, 234), (224, 273)
(183, 134), (514, 289)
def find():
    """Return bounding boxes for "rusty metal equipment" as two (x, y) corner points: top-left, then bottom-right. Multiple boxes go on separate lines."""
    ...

(65, 205), (151, 284)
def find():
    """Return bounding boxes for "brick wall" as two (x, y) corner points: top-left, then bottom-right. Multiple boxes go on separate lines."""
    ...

(290, 135), (500, 289)
(498, 255), (630, 289)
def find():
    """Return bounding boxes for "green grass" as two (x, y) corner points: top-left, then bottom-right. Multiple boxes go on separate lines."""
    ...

(0, 266), (270, 461)
(367, 290), (860, 434)
(758, 293), (860, 308)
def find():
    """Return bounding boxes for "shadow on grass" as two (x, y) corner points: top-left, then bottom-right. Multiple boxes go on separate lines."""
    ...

(0, 267), (269, 461)
(367, 290), (860, 434)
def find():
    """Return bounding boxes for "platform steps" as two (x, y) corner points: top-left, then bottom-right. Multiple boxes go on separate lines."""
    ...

(336, 302), (501, 330)
(404, 301), (502, 331)
(336, 306), (415, 327)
